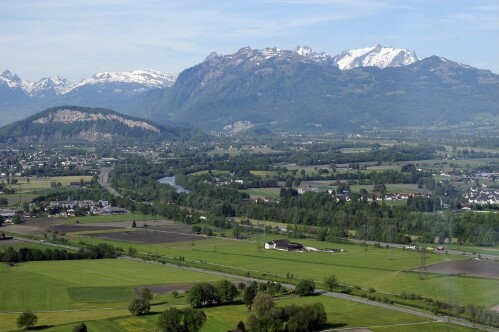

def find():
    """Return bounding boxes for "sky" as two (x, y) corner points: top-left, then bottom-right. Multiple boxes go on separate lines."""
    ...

(1, 0), (498, 82)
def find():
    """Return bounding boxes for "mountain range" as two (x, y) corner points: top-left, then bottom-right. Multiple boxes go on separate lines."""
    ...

(1, 45), (498, 132)
(0, 70), (176, 126)
(145, 45), (499, 131)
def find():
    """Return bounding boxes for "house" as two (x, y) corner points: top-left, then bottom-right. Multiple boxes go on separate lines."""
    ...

(102, 207), (129, 215)
(69, 181), (91, 188)
(264, 239), (304, 252)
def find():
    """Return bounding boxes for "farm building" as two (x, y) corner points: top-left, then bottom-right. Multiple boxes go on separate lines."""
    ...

(102, 207), (129, 215)
(265, 239), (304, 252)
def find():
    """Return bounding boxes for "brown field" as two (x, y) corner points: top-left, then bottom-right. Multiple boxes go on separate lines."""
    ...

(134, 284), (192, 295)
(147, 223), (194, 233)
(2, 223), (45, 236)
(413, 260), (499, 279)
(50, 224), (124, 232)
(0, 238), (22, 247)
(88, 229), (210, 244)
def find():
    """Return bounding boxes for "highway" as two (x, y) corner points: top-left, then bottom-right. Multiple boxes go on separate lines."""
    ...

(98, 167), (122, 198)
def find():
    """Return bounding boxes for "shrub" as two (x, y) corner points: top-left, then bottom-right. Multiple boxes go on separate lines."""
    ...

(295, 279), (315, 296)
(72, 322), (88, 332)
(128, 298), (151, 316)
(16, 311), (38, 329)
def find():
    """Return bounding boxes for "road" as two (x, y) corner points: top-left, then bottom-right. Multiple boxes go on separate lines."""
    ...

(12, 236), (79, 251)
(121, 256), (499, 332)
(98, 167), (122, 197)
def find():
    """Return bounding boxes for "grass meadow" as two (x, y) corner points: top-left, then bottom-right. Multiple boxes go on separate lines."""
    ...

(0, 176), (93, 205)
(66, 234), (499, 308)
(0, 293), (482, 332)
(240, 187), (281, 198)
(0, 259), (223, 312)
(0, 239), (490, 332)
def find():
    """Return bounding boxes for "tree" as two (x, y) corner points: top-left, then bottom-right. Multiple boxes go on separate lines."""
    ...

(252, 293), (275, 317)
(157, 307), (206, 332)
(324, 274), (339, 291)
(237, 320), (246, 332)
(157, 307), (182, 332)
(16, 310), (38, 329)
(12, 213), (22, 224)
(128, 298), (151, 316)
(215, 279), (238, 304)
(243, 282), (258, 310)
(181, 308), (206, 332)
(295, 279), (315, 296)
(247, 294), (283, 332)
(141, 287), (153, 301)
(286, 303), (327, 332)
(187, 282), (219, 308)
(72, 322), (88, 332)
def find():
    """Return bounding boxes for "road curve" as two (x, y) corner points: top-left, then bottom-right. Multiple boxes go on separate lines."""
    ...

(98, 167), (122, 198)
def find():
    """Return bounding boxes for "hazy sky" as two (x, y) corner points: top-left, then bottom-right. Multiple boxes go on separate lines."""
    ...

(1, 0), (498, 81)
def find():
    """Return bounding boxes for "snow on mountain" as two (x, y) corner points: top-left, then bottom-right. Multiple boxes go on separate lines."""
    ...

(206, 45), (416, 70)
(332, 45), (420, 70)
(0, 69), (176, 96)
(74, 70), (176, 89)
(0, 70), (32, 91)
(294, 46), (332, 64)
(207, 46), (332, 65)
(30, 77), (74, 96)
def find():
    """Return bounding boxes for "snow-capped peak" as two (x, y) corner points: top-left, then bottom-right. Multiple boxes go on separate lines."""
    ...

(75, 70), (177, 89)
(1, 69), (177, 96)
(332, 45), (420, 70)
(1, 69), (21, 82)
(295, 45), (314, 56)
(30, 76), (74, 96)
(0, 69), (31, 90)
(207, 46), (332, 67)
(294, 45), (332, 64)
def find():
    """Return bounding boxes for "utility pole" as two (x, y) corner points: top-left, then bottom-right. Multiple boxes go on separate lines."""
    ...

(419, 248), (427, 280)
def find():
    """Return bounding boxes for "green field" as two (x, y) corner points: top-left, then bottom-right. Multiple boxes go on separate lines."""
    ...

(69, 235), (499, 308)
(249, 170), (277, 176)
(240, 187), (281, 198)
(189, 170), (230, 176)
(350, 183), (425, 194)
(1, 293), (482, 332)
(0, 259), (223, 312)
(0, 176), (93, 205)
(0, 237), (492, 332)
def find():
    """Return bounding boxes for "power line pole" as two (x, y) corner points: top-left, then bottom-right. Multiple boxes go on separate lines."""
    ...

(419, 247), (427, 280)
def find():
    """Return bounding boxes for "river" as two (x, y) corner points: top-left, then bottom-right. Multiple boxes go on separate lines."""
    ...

(158, 176), (191, 193)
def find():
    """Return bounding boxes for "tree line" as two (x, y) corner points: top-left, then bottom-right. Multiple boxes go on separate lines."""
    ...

(0, 243), (120, 263)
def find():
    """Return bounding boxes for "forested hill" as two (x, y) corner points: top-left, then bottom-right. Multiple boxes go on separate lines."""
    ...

(0, 106), (203, 143)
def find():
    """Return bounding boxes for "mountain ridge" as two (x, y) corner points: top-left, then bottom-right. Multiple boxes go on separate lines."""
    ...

(145, 47), (499, 132)
(0, 106), (205, 143)
(0, 69), (176, 97)
(1, 45), (498, 131)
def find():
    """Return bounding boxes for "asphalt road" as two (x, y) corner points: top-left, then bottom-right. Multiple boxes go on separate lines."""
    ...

(98, 167), (122, 197)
